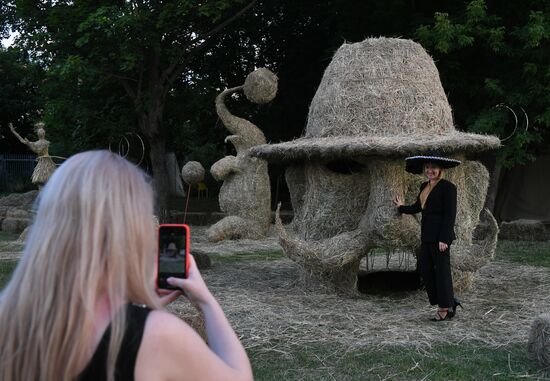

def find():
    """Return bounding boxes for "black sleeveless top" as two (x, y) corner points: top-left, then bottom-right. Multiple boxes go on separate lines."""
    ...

(79, 304), (151, 381)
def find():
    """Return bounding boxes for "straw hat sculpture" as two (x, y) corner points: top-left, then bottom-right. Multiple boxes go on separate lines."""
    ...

(206, 68), (277, 242)
(249, 37), (500, 295)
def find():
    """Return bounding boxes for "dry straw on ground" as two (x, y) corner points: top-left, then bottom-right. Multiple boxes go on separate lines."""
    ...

(168, 252), (550, 363)
(170, 229), (550, 362)
(2, 227), (549, 378)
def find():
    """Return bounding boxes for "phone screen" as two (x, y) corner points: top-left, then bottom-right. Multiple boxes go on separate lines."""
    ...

(157, 224), (189, 289)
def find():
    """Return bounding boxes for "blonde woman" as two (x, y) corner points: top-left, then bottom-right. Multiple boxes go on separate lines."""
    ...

(0, 151), (253, 381)
(393, 154), (462, 322)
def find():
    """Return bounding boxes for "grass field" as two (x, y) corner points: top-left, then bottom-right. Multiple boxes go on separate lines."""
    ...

(249, 342), (535, 380)
(1, 238), (549, 380)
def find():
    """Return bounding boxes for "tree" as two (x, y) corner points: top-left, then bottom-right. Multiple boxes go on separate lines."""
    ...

(12, 0), (256, 212)
(0, 45), (44, 153)
(415, 0), (550, 166)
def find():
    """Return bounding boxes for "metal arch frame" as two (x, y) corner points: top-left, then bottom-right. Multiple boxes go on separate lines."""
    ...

(495, 103), (529, 142)
(108, 132), (146, 166)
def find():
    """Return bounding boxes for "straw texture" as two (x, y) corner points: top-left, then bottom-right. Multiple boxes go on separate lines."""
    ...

(207, 69), (276, 241)
(181, 161), (205, 186)
(248, 37), (499, 162)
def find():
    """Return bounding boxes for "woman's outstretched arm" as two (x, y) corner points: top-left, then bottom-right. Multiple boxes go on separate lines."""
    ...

(136, 255), (253, 381)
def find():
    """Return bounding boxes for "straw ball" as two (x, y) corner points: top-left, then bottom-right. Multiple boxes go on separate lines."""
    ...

(243, 68), (278, 104)
(528, 313), (550, 370)
(181, 161), (205, 185)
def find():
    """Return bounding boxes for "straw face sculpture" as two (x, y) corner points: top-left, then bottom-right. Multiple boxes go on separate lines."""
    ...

(207, 68), (277, 242)
(249, 37), (500, 295)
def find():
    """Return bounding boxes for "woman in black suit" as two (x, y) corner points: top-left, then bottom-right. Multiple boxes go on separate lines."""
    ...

(393, 155), (462, 321)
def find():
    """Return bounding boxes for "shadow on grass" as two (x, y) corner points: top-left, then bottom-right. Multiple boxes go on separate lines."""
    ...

(357, 270), (422, 296)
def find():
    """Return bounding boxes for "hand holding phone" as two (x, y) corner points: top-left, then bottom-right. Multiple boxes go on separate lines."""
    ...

(157, 224), (190, 290)
(166, 254), (216, 309)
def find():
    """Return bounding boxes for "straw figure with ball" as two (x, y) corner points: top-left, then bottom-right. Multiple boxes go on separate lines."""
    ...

(181, 161), (205, 224)
(207, 68), (277, 242)
(250, 38), (500, 295)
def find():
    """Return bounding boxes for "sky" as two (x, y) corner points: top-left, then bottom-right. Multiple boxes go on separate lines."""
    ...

(1, 31), (18, 48)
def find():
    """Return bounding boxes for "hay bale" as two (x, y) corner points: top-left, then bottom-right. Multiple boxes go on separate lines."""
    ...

(191, 250), (212, 270)
(181, 161), (205, 186)
(6, 208), (31, 219)
(1, 218), (29, 234)
(499, 219), (548, 241)
(528, 313), (550, 370)
(0, 192), (37, 234)
(243, 68), (278, 104)
(0, 191), (38, 218)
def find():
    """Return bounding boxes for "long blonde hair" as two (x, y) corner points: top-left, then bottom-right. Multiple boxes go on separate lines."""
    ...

(0, 150), (162, 381)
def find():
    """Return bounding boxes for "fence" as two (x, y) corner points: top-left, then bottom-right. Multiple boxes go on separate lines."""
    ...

(0, 154), (36, 193)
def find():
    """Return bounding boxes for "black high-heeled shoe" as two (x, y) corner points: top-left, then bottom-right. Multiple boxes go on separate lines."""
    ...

(448, 298), (463, 318)
(454, 298), (463, 310)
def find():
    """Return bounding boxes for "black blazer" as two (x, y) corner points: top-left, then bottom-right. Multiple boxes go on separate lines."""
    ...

(398, 178), (457, 245)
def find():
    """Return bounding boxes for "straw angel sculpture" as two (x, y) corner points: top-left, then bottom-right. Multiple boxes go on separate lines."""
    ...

(9, 122), (56, 189)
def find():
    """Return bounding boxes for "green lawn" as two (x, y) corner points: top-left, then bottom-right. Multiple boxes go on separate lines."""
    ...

(250, 342), (539, 380)
(0, 260), (17, 289)
(495, 240), (550, 268)
(0, 231), (19, 242)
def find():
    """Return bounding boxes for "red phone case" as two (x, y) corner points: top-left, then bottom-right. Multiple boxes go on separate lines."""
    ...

(157, 224), (190, 289)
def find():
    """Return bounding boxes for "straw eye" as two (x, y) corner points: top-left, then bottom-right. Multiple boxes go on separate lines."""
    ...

(325, 160), (364, 175)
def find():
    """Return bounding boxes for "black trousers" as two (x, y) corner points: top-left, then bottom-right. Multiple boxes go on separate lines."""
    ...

(418, 242), (454, 308)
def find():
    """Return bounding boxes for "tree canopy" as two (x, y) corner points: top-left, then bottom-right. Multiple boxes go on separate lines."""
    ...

(415, 0), (550, 167)
(1, 0), (548, 199)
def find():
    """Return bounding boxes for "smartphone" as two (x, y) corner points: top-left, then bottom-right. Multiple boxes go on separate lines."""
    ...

(157, 224), (190, 290)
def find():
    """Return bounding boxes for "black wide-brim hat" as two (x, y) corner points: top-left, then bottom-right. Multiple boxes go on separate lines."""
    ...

(405, 155), (461, 174)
